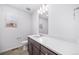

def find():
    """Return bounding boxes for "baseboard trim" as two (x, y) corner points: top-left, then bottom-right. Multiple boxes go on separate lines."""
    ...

(0, 45), (22, 54)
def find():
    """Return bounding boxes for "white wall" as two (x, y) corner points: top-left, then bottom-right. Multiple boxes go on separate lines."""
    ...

(74, 8), (79, 43)
(48, 4), (79, 43)
(39, 17), (48, 34)
(0, 5), (32, 53)
(0, 5), (4, 51)
(32, 11), (39, 34)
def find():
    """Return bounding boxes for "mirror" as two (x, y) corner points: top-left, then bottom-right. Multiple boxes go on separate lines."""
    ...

(38, 4), (48, 34)
(39, 14), (48, 34)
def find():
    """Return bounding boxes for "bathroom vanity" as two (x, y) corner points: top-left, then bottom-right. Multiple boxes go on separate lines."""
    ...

(28, 35), (79, 55)
(28, 37), (58, 55)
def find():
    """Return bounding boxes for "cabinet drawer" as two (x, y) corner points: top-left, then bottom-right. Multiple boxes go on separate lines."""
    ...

(41, 45), (57, 55)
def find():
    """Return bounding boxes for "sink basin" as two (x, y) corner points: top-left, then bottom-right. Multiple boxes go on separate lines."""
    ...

(32, 34), (45, 39)
(33, 36), (41, 38)
(32, 35), (41, 38)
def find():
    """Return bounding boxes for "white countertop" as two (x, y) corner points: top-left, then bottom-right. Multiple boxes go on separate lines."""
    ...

(28, 35), (79, 55)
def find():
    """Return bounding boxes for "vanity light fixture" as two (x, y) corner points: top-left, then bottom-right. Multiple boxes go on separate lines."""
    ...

(74, 7), (79, 19)
(37, 4), (48, 15)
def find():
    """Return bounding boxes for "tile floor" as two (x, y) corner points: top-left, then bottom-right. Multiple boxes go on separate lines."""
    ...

(0, 46), (29, 55)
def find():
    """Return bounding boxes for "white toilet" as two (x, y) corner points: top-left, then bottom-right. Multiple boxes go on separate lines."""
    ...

(21, 40), (28, 50)
(17, 36), (28, 50)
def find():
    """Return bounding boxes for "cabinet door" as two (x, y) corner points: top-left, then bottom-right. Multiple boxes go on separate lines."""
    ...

(28, 38), (40, 55)
(28, 38), (33, 55)
(28, 42), (32, 55)
(32, 45), (40, 55)
(40, 52), (48, 55)
(40, 52), (44, 55)
(41, 45), (57, 55)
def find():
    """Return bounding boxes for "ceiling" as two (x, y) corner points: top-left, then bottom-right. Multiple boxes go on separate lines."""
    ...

(7, 4), (48, 19)
(8, 4), (42, 14)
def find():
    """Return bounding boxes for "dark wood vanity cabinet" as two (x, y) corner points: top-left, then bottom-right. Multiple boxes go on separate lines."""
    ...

(40, 45), (58, 55)
(28, 37), (58, 55)
(28, 37), (40, 55)
(32, 45), (40, 55)
(28, 39), (32, 55)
